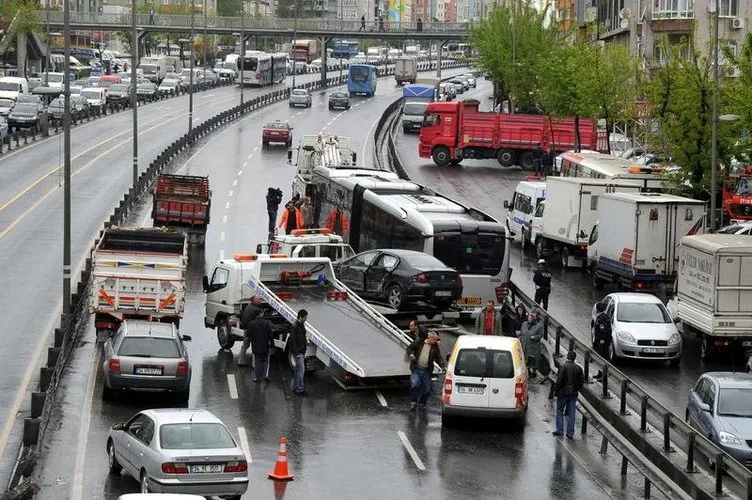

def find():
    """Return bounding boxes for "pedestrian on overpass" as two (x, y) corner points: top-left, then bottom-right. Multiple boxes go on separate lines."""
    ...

(553, 350), (584, 438)
(417, 18), (423, 32)
(360, 15), (366, 31)
(249, 309), (275, 382)
(475, 299), (502, 335)
(289, 309), (309, 395)
(533, 259), (552, 311)
(406, 331), (445, 411)
(378, 15), (385, 32)
(237, 295), (262, 366)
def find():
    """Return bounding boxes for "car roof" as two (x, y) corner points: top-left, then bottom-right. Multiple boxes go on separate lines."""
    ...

(81, 87), (102, 92)
(454, 334), (521, 351)
(292, 88), (308, 93)
(364, 248), (429, 258)
(702, 372), (752, 389)
(141, 408), (223, 425)
(118, 494), (206, 500)
(122, 320), (176, 339)
(609, 292), (663, 304)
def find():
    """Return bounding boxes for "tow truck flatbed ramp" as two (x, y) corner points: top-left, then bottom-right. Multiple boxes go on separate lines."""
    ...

(269, 286), (411, 378)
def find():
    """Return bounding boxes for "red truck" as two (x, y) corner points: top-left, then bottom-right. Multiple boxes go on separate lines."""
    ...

(292, 39), (318, 64)
(418, 100), (601, 169)
(152, 174), (212, 245)
(722, 167), (752, 221)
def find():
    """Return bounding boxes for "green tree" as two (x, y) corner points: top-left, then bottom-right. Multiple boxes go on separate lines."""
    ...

(725, 31), (752, 163)
(217, 0), (243, 16)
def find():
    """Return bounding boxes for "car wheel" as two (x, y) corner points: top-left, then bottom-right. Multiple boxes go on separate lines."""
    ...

(216, 318), (235, 350)
(386, 284), (404, 310)
(289, 103), (293, 108)
(497, 149), (516, 167)
(262, 140), (268, 148)
(108, 440), (122, 475)
(140, 471), (151, 493)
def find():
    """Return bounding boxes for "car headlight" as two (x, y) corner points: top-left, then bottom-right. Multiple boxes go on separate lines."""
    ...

(719, 431), (743, 446)
(616, 331), (636, 343)
(668, 332), (681, 345)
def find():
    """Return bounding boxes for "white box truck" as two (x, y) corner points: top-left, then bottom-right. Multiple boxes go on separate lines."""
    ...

(668, 234), (752, 358)
(394, 56), (417, 85)
(535, 177), (643, 268)
(139, 55), (168, 83)
(587, 192), (705, 291)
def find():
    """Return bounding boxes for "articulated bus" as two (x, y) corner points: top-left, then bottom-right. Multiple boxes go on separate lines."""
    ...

(238, 52), (287, 86)
(558, 150), (664, 190)
(308, 167), (512, 314)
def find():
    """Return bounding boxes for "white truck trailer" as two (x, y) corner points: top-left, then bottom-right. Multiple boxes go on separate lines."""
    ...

(288, 133), (357, 199)
(587, 192), (705, 291)
(203, 254), (431, 388)
(138, 55), (168, 83)
(394, 56), (417, 85)
(668, 234), (752, 359)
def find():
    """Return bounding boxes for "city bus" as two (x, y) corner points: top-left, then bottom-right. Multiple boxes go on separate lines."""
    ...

(308, 166), (512, 314)
(347, 63), (377, 96)
(333, 40), (359, 59)
(558, 150), (664, 190)
(238, 52), (287, 86)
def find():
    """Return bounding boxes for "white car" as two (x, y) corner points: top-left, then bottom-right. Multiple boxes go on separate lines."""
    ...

(717, 220), (752, 235)
(590, 293), (681, 366)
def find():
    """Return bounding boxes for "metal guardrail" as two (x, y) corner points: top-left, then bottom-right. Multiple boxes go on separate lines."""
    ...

(376, 99), (752, 499)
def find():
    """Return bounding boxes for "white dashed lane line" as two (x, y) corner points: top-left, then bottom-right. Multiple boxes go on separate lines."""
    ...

(233, 179), (238, 187)
(242, 161), (248, 168)
(238, 170), (243, 176)
(219, 249), (225, 259)
(227, 374), (239, 399)
(222, 215), (228, 224)
(398, 431), (426, 471)
(220, 231), (225, 242)
(229, 190), (234, 197)
(375, 390), (388, 407)
(238, 427), (252, 463)
(225, 201), (230, 209)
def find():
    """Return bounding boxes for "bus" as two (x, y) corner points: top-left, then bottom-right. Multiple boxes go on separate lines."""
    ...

(442, 43), (471, 59)
(347, 64), (377, 96)
(558, 150), (664, 190)
(309, 166), (512, 314)
(238, 52), (287, 86)
(333, 40), (359, 59)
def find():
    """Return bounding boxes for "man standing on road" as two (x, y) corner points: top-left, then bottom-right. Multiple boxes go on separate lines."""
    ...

(533, 258), (552, 310)
(289, 309), (309, 395)
(475, 300), (502, 335)
(278, 202), (304, 235)
(237, 295), (262, 366)
(592, 301), (612, 381)
(249, 309), (275, 383)
(406, 331), (445, 411)
(553, 350), (584, 438)
(266, 187), (283, 236)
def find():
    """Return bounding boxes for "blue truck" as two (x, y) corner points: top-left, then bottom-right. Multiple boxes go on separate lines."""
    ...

(401, 83), (437, 133)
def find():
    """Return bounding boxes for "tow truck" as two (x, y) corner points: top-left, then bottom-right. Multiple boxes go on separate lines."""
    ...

(256, 227), (355, 264)
(202, 254), (437, 388)
(288, 133), (357, 199)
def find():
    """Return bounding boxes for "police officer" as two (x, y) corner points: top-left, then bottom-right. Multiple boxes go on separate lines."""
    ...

(592, 301), (612, 381)
(533, 258), (552, 311)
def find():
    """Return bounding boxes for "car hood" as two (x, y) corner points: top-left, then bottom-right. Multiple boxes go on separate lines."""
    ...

(0, 91), (19, 100)
(614, 321), (677, 340)
(717, 415), (752, 439)
(10, 112), (35, 118)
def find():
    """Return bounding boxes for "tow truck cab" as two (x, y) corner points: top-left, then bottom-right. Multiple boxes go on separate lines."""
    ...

(256, 228), (355, 264)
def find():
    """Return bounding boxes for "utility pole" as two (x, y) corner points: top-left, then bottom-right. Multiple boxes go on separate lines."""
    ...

(710, 0), (720, 230)
(45, 0), (50, 84)
(291, 5), (298, 88)
(63, 0), (72, 320)
(240, 0), (245, 106)
(131, 0), (138, 186)
(189, 0), (195, 132)
(203, 0), (208, 66)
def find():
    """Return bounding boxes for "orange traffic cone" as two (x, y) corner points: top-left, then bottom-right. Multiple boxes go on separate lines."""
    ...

(268, 436), (294, 481)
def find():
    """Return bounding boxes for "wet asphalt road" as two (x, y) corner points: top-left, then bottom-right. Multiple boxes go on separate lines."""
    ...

(395, 80), (735, 419)
(30, 71), (655, 499)
(0, 68), (351, 488)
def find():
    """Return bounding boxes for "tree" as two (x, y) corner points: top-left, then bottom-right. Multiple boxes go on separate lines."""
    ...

(217, 0), (243, 16)
(724, 31), (752, 164)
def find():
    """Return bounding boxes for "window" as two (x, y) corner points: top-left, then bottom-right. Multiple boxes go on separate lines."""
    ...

(127, 414), (153, 443)
(490, 351), (515, 378)
(159, 423), (237, 450)
(455, 349), (487, 377)
(210, 267), (229, 291)
(589, 225), (599, 245)
(378, 254), (399, 270)
(349, 65), (370, 83)
(616, 302), (671, 323)
(590, 195), (599, 211)
(513, 193), (533, 215)
(652, 0), (694, 19)
(423, 114), (440, 126)
(433, 232), (505, 276)
(718, 388), (752, 416)
(351, 252), (379, 267)
(118, 337), (181, 358)
(719, 0), (738, 17)
(298, 246), (316, 258)
(359, 200), (423, 252)
(403, 102), (428, 116)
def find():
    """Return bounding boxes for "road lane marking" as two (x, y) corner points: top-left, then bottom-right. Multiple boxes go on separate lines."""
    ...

(227, 374), (239, 399)
(361, 113), (382, 169)
(398, 431), (426, 471)
(219, 249), (225, 260)
(238, 427), (252, 463)
(222, 215), (228, 224)
(228, 190), (234, 197)
(253, 146), (258, 152)
(225, 201), (231, 209)
(238, 170), (243, 176)
(247, 153), (253, 159)
(242, 161), (248, 168)
(233, 179), (238, 187)
(375, 390), (387, 407)
(220, 231), (225, 242)
(70, 344), (101, 500)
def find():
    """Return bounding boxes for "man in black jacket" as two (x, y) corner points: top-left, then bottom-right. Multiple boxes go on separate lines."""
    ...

(554, 350), (584, 438)
(533, 259), (552, 310)
(592, 301), (612, 381)
(406, 331), (445, 410)
(266, 187), (283, 236)
(288, 309), (308, 395)
(237, 296), (262, 366)
(249, 310), (274, 382)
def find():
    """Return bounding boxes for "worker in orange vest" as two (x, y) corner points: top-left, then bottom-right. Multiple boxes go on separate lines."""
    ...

(278, 202), (304, 234)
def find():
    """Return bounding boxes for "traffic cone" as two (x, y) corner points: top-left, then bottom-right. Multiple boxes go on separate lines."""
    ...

(268, 436), (294, 481)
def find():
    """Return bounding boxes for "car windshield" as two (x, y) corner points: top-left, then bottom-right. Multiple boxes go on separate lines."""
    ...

(0, 82), (20, 91)
(48, 74), (64, 83)
(117, 337), (180, 358)
(159, 423), (236, 450)
(72, 96), (87, 104)
(110, 84), (128, 92)
(50, 99), (63, 107)
(616, 302), (671, 323)
(718, 388), (752, 416)
(717, 224), (747, 234)
(17, 95), (37, 103)
(402, 252), (446, 270)
(81, 90), (101, 99)
(433, 232), (506, 276)
(331, 92), (346, 98)
(455, 349), (515, 378)
(0, 99), (13, 107)
(349, 65), (370, 82)
(161, 81), (177, 87)
(140, 64), (157, 72)
(240, 57), (258, 71)
(292, 90), (307, 96)
(403, 102), (428, 115)
(13, 103), (36, 113)
(265, 122), (288, 129)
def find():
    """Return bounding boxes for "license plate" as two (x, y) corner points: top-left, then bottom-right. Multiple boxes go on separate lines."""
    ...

(190, 464), (224, 474)
(457, 386), (484, 394)
(134, 366), (163, 375)
(456, 296), (482, 305)
(435, 290), (452, 297)
(642, 348), (663, 354)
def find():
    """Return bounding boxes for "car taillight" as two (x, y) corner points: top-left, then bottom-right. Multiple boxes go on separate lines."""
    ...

(224, 460), (248, 473)
(579, 245), (587, 251)
(515, 378), (528, 409)
(443, 377), (453, 404)
(635, 282), (644, 290)
(255, 72), (260, 79)
(108, 357), (120, 374)
(176, 361), (189, 376)
(413, 273), (429, 283)
(455, 275), (463, 285)
(162, 462), (189, 474)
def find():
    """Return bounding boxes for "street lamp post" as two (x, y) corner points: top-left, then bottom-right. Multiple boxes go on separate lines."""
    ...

(291, 6), (298, 89)
(710, 0), (720, 230)
(45, 0), (50, 84)
(188, 0), (195, 132)
(131, 1), (138, 186)
(240, 1), (245, 106)
(63, 0), (72, 320)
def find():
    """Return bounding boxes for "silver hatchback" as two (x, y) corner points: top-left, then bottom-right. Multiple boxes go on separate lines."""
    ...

(102, 320), (192, 401)
(107, 409), (249, 498)
(289, 88), (312, 108)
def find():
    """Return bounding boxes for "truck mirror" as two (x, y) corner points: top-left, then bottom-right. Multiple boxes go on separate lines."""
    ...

(287, 150), (293, 163)
(181, 334), (192, 342)
(202, 275), (210, 293)
(503, 200), (509, 209)
(352, 152), (357, 164)
(256, 243), (263, 254)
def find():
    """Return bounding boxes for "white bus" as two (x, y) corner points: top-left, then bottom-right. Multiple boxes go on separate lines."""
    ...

(558, 150), (664, 189)
(308, 167), (512, 314)
(238, 51), (287, 86)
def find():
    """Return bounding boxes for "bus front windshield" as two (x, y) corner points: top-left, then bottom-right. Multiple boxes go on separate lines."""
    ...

(349, 66), (370, 83)
(433, 232), (505, 276)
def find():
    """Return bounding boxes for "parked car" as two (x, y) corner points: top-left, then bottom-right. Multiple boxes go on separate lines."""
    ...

(107, 83), (131, 106)
(686, 372), (752, 467)
(448, 78), (466, 93)
(69, 85), (83, 96)
(717, 221), (752, 235)
(455, 75), (472, 90)
(101, 320), (192, 401)
(261, 119), (293, 147)
(289, 88), (312, 108)
(590, 293), (681, 366)
(462, 73), (477, 88)
(7, 102), (46, 131)
(106, 408), (249, 497)
(71, 95), (91, 116)
(335, 249), (463, 310)
(328, 91), (351, 110)
(81, 87), (107, 113)
(137, 82), (159, 102)
(158, 79), (180, 97)
(47, 97), (67, 121)
(16, 93), (44, 114)
(0, 98), (14, 117)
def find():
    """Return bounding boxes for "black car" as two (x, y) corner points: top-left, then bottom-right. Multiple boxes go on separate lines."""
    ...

(136, 82), (159, 102)
(335, 249), (463, 310)
(71, 95), (91, 117)
(328, 91), (351, 110)
(7, 102), (46, 131)
(47, 97), (66, 121)
(107, 84), (131, 106)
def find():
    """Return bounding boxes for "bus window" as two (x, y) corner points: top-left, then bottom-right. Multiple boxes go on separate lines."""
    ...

(434, 233), (505, 275)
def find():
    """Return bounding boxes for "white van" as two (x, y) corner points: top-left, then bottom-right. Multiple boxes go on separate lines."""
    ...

(503, 180), (546, 244)
(0, 76), (29, 101)
(81, 87), (107, 112)
(441, 335), (528, 425)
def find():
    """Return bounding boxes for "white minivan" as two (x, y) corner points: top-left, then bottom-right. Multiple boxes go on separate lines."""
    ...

(0, 76), (29, 101)
(504, 180), (546, 244)
(442, 335), (528, 426)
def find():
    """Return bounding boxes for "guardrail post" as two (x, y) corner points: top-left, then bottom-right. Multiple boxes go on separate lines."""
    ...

(47, 347), (61, 367)
(31, 392), (46, 419)
(554, 326), (561, 357)
(715, 454), (724, 494)
(620, 379), (629, 414)
(663, 414), (673, 452)
(23, 129), (28, 144)
(600, 435), (608, 454)
(39, 366), (53, 391)
(644, 478), (651, 499)
(620, 456), (628, 476)
(640, 396), (649, 432)
(583, 351), (590, 380)
(745, 476), (752, 498)
(580, 413), (588, 434)
(685, 431), (697, 472)
(542, 315), (549, 340)
(601, 364), (609, 398)
(23, 418), (40, 446)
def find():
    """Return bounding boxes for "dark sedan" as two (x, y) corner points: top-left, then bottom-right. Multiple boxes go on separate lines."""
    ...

(71, 95), (91, 116)
(7, 102), (46, 131)
(335, 249), (463, 310)
(47, 97), (67, 121)
(328, 91), (351, 110)
(107, 83), (131, 106)
(136, 82), (159, 102)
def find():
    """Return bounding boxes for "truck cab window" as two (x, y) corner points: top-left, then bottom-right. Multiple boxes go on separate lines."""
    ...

(423, 114), (440, 126)
(210, 267), (229, 291)
(589, 225), (598, 245)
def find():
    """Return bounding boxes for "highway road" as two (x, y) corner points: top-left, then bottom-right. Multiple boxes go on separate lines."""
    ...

(395, 79), (727, 422)
(34, 72), (662, 499)
(0, 66), (365, 488)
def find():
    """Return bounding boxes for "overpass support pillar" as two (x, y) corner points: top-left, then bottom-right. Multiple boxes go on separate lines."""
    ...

(437, 40), (448, 78)
(137, 29), (149, 61)
(319, 36), (332, 88)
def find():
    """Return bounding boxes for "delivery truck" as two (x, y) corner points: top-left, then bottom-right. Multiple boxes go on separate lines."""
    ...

(587, 192), (706, 291)
(667, 234), (752, 359)
(151, 174), (212, 246)
(394, 56), (417, 85)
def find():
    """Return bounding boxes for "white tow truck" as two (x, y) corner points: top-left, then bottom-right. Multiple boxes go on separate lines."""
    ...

(256, 227), (355, 265)
(203, 254), (431, 388)
(288, 133), (357, 199)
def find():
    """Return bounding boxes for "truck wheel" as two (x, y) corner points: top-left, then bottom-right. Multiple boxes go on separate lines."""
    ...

(519, 151), (535, 170)
(699, 335), (713, 360)
(432, 147), (451, 167)
(591, 265), (604, 290)
(497, 149), (516, 167)
(216, 319), (235, 350)
(560, 247), (570, 268)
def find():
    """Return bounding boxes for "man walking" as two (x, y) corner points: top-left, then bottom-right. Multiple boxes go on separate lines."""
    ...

(416, 17), (423, 32)
(237, 296), (262, 366)
(278, 201), (304, 235)
(406, 331), (445, 411)
(533, 258), (552, 310)
(266, 187), (283, 236)
(249, 309), (274, 382)
(289, 309), (308, 395)
(359, 14), (366, 31)
(592, 301), (612, 381)
(475, 299), (502, 335)
(553, 350), (584, 438)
